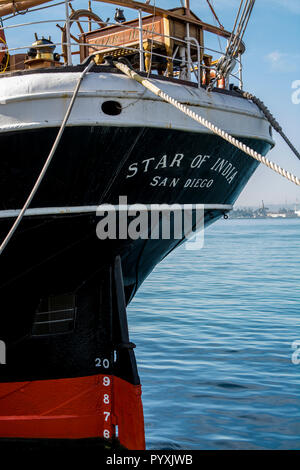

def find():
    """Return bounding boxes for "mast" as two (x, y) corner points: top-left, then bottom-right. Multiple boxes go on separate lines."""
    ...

(185, 0), (190, 15)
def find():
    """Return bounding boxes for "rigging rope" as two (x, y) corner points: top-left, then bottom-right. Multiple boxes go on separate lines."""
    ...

(205, 0), (224, 30)
(228, 0), (256, 58)
(234, 87), (300, 162)
(209, 0), (256, 90)
(114, 60), (300, 187)
(0, 60), (94, 256)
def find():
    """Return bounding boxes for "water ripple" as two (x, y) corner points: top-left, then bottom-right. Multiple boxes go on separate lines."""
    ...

(128, 219), (300, 450)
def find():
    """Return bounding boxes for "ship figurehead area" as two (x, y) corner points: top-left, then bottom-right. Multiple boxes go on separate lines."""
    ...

(0, 0), (274, 451)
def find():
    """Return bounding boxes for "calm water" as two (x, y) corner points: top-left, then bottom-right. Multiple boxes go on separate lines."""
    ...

(127, 218), (300, 450)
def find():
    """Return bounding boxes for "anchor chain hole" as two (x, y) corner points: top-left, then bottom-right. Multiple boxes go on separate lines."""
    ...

(101, 101), (122, 116)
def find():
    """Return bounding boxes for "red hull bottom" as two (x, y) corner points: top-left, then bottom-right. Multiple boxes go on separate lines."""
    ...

(0, 374), (145, 450)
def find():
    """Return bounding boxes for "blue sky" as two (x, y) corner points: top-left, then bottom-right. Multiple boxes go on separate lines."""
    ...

(3, 0), (300, 206)
(199, 0), (300, 207)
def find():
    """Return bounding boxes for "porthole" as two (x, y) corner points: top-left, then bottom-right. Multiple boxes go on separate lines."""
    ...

(101, 100), (122, 116)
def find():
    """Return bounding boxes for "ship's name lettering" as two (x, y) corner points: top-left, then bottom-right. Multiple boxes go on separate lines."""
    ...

(125, 154), (238, 185)
(150, 176), (214, 188)
(210, 158), (238, 184)
(126, 153), (185, 178)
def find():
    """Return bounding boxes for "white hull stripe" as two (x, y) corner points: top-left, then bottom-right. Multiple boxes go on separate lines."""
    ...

(0, 204), (233, 219)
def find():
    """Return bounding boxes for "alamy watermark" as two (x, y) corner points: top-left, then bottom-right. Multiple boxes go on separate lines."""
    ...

(291, 80), (300, 104)
(95, 196), (205, 250)
(291, 340), (300, 365)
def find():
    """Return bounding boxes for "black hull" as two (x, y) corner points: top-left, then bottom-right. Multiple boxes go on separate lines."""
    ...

(1, 125), (269, 209)
(0, 124), (271, 447)
(0, 124), (271, 380)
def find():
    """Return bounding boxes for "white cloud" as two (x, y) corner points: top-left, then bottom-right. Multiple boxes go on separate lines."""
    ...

(267, 51), (286, 66)
(266, 50), (300, 72)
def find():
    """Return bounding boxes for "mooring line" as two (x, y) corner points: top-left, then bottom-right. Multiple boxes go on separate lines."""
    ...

(114, 60), (300, 187)
(0, 60), (94, 256)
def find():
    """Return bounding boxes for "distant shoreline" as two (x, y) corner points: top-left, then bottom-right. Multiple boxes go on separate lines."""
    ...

(229, 207), (300, 220)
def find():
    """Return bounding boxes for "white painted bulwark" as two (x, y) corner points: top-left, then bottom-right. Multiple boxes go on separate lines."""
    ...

(0, 71), (274, 144)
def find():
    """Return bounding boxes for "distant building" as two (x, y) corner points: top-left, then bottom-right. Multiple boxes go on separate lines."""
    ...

(230, 205), (300, 219)
(267, 213), (286, 218)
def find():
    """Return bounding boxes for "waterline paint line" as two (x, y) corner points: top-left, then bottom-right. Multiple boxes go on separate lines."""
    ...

(0, 204), (233, 219)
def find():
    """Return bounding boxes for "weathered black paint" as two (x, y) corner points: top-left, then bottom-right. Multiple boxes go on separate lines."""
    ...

(0, 126), (270, 209)
(0, 124), (271, 384)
